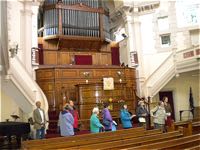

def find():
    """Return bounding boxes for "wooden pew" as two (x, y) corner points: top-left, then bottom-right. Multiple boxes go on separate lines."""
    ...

(22, 127), (145, 149)
(169, 120), (192, 136)
(192, 121), (200, 134)
(22, 127), (145, 145)
(38, 129), (162, 150)
(185, 145), (200, 150)
(74, 130), (183, 150)
(126, 134), (200, 150)
(22, 129), (161, 150)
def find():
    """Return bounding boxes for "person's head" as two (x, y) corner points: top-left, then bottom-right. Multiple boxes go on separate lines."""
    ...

(158, 101), (164, 107)
(162, 97), (168, 103)
(36, 101), (41, 108)
(64, 104), (70, 111)
(123, 104), (128, 109)
(92, 107), (99, 115)
(103, 102), (109, 108)
(69, 100), (74, 107)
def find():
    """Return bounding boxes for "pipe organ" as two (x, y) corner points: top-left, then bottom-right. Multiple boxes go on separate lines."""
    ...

(43, 0), (110, 41)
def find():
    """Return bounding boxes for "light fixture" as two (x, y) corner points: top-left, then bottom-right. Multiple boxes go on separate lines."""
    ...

(83, 72), (90, 78)
(9, 44), (18, 58)
(117, 71), (122, 76)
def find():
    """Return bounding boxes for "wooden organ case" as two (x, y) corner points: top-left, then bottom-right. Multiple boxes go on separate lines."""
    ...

(36, 0), (137, 130)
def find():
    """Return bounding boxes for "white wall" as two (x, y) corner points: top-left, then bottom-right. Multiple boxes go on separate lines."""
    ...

(0, 91), (23, 122)
(119, 39), (128, 65)
(7, 1), (23, 60)
(140, 14), (155, 55)
(152, 70), (199, 121)
(7, 1), (39, 76)
(139, 12), (172, 78)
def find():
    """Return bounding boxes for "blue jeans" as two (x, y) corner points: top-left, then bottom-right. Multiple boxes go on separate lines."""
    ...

(36, 127), (45, 139)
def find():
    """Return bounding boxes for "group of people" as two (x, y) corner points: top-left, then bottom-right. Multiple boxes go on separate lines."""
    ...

(32, 96), (172, 139)
(136, 96), (172, 132)
(90, 96), (172, 133)
(90, 102), (136, 133)
(32, 100), (79, 139)
(151, 96), (172, 132)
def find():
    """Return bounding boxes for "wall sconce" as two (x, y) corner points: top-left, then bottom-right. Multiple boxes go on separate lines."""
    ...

(61, 87), (66, 100)
(83, 72), (90, 84)
(117, 71), (123, 77)
(9, 44), (18, 58)
(85, 80), (88, 84)
(83, 72), (90, 78)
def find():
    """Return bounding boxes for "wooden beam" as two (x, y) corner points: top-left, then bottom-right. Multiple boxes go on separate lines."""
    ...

(44, 3), (104, 14)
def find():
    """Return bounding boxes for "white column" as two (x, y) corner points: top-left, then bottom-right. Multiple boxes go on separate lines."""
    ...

(122, 13), (135, 67)
(23, 2), (39, 76)
(132, 6), (145, 96)
(32, 4), (39, 48)
(22, 2), (33, 75)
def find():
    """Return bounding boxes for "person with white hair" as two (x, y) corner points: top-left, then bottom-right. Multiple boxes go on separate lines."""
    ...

(90, 107), (104, 133)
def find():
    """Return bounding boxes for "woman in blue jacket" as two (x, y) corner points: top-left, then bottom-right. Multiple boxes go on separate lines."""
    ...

(120, 104), (135, 129)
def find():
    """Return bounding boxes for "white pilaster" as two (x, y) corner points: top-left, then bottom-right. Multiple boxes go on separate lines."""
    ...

(132, 6), (145, 96)
(122, 13), (134, 67)
(32, 5), (39, 48)
(23, 2), (33, 75)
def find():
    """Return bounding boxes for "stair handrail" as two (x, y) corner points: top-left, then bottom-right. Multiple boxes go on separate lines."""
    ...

(9, 57), (35, 105)
(143, 52), (174, 86)
(9, 56), (48, 114)
(176, 45), (199, 54)
(142, 45), (200, 97)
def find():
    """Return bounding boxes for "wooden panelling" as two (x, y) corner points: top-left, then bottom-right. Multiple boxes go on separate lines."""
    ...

(59, 52), (71, 64)
(44, 91), (55, 108)
(76, 83), (133, 120)
(43, 51), (112, 65)
(100, 53), (111, 65)
(43, 40), (58, 50)
(92, 53), (100, 65)
(94, 70), (110, 77)
(60, 70), (78, 78)
(36, 67), (136, 118)
(100, 43), (111, 52)
(36, 69), (55, 79)
(43, 51), (58, 64)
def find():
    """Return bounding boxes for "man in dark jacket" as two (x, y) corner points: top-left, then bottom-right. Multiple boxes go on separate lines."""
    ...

(136, 101), (149, 128)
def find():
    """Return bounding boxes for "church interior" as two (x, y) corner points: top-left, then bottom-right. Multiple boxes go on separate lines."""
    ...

(0, 0), (200, 149)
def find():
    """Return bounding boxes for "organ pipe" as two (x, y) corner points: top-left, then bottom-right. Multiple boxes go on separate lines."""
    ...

(43, 0), (110, 39)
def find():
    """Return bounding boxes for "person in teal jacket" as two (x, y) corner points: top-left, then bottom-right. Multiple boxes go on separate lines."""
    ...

(90, 107), (104, 133)
(120, 104), (135, 129)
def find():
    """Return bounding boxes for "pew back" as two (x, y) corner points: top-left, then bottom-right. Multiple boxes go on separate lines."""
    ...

(126, 134), (200, 150)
